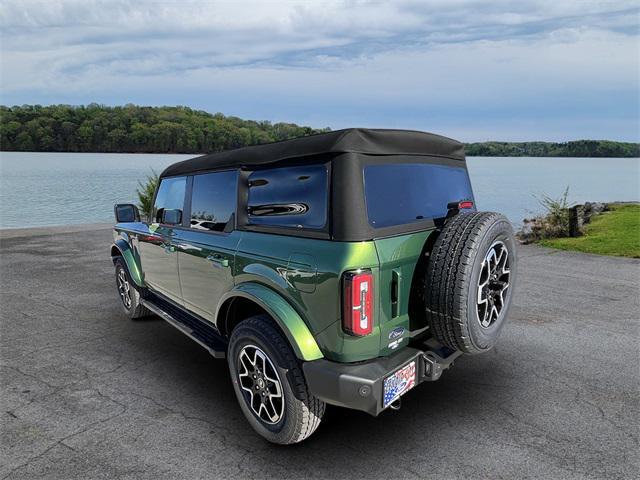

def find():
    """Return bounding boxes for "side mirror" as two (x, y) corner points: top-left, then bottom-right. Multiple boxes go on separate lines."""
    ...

(162, 209), (182, 225)
(114, 204), (140, 223)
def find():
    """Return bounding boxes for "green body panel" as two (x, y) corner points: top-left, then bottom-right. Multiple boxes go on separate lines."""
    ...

(137, 223), (183, 305)
(234, 231), (382, 362)
(112, 231), (144, 287)
(113, 222), (434, 363)
(373, 229), (434, 355)
(220, 283), (323, 361)
(175, 228), (241, 322)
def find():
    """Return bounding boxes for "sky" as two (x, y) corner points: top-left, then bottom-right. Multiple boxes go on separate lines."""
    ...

(1, 0), (639, 142)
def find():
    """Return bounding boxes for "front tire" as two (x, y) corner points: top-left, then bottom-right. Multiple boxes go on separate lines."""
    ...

(114, 258), (151, 319)
(228, 315), (325, 444)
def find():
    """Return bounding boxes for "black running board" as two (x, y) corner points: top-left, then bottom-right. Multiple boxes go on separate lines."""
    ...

(141, 292), (227, 358)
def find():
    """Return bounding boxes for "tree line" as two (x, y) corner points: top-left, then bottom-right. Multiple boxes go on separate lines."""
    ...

(464, 140), (639, 158)
(0, 104), (329, 154)
(1, 104), (638, 157)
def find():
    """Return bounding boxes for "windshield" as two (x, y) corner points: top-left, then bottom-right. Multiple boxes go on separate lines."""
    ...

(364, 163), (474, 228)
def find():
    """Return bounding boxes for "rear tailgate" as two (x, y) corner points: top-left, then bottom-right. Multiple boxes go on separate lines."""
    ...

(374, 230), (432, 356)
(365, 161), (475, 356)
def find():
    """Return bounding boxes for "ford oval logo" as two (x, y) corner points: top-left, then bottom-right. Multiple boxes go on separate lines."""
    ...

(388, 327), (405, 340)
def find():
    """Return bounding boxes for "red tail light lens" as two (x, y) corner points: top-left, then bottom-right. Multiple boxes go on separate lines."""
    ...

(343, 270), (374, 336)
(458, 200), (474, 209)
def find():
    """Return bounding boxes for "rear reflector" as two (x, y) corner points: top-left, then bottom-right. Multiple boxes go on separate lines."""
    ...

(458, 200), (474, 209)
(343, 270), (374, 336)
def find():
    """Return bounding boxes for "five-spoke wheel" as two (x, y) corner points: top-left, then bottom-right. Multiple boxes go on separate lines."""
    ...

(114, 258), (151, 319)
(477, 240), (510, 328)
(117, 268), (132, 310)
(228, 315), (325, 444)
(237, 344), (284, 424)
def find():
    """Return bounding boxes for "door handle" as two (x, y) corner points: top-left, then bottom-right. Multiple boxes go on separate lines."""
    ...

(207, 254), (229, 268)
(175, 242), (198, 251)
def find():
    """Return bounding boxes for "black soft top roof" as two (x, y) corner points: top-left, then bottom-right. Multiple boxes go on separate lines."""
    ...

(160, 128), (465, 178)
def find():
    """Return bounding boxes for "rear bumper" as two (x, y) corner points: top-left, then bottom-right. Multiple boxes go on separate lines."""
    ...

(303, 339), (462, 416)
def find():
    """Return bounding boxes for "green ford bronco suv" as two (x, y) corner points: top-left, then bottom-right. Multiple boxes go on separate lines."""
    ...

(112, 128), (516, 444)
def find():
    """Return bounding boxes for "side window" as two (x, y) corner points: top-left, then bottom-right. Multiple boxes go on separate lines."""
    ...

(153, 176), (187, 223)
(247, 164), (328, 229)
(190, 170), (238, 232)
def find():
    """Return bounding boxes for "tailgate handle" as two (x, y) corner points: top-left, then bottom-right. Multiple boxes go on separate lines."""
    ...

(391, 269), (401, 318)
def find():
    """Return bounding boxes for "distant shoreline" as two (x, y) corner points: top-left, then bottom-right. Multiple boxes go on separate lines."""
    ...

(2, 105), (639, 158)
(464, 141), (640, 158)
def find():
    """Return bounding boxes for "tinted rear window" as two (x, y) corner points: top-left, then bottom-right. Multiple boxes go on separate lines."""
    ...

(248, 165), (328, 229)
(364, 163), (473, 228)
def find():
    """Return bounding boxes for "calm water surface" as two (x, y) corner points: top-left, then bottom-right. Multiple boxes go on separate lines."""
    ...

(0, 152), (638, 229)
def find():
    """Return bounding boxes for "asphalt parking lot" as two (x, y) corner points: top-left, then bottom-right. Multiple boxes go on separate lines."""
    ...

(1, 226), (638, 479)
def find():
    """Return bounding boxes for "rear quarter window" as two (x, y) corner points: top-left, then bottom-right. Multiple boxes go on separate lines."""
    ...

(247, 165), (328, 229)
(364, 163), (473, 228)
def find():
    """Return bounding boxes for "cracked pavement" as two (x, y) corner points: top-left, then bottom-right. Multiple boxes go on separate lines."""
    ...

(1, 226), (638, 479)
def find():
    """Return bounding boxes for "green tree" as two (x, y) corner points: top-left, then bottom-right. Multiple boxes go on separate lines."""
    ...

(1, 104), (638, 157)
(136, 170), (159, 221)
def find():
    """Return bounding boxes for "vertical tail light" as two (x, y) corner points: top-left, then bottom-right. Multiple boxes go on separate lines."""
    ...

(342, 270), (374, 336)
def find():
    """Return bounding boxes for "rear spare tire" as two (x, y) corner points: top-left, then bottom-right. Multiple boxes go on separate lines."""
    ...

(425, 211), (516, 354)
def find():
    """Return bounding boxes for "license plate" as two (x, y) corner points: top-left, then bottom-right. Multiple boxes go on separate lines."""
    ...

(383, 361), (416, 408)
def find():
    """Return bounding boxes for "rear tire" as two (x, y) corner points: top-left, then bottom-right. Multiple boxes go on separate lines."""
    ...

(228, 315), (325, 444)
(114, 258), (151, 319)
(424, 211), (516, 354)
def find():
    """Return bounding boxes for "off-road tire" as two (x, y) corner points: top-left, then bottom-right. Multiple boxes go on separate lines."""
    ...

(425, 211), (516, 354)
(114, 257), (151, 319)
(228, 315), (325, 444)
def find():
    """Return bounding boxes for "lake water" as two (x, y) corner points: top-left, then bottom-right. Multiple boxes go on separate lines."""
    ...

(0, 152), (638, 229)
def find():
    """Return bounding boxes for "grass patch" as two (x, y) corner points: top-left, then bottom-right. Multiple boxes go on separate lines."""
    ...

(538, 204), (640, 258)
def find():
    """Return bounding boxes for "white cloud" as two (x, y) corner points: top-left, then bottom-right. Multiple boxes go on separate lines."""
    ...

(0, 0), (638, 140)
